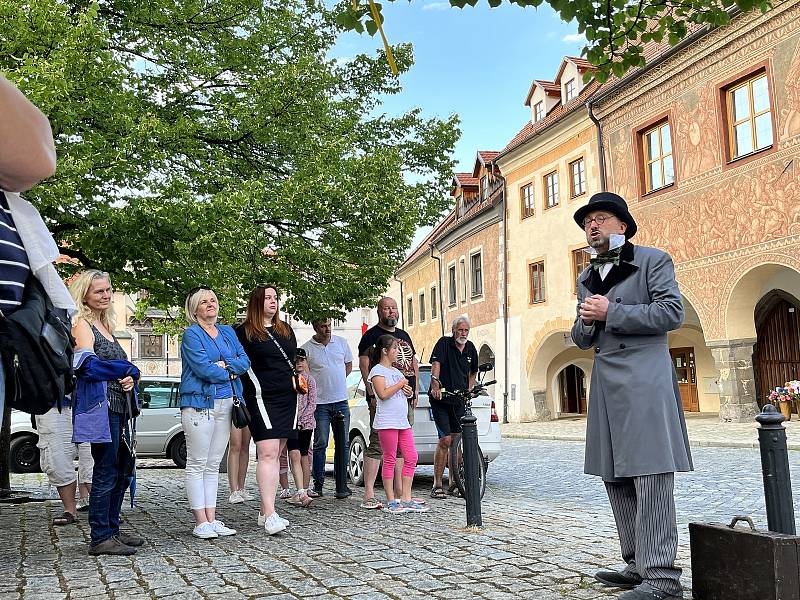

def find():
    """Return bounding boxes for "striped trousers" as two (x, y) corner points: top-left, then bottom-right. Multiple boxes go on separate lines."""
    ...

(605, 472), (682, 596)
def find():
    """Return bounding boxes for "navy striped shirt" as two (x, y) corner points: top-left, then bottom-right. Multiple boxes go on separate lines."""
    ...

(0, 192), (30, 315)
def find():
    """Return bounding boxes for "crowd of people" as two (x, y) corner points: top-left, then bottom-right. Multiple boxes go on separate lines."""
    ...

(58, 281), (461, 552)
(1, 74), (691, 599)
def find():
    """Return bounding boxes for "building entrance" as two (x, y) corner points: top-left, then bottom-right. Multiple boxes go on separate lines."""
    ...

(558, 364), (587, 414)
(670, 347), (699, 412)
(753, 292), (800, 411)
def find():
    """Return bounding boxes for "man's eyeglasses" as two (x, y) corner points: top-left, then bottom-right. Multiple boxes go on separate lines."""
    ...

(582, 214), (615, 228)
(187, 285), (212, 297)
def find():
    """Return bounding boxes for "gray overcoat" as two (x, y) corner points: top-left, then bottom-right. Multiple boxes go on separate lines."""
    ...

(571, 242), (693, 482)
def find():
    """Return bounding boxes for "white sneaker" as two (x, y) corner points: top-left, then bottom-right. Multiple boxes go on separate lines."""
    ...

(262, 512), (286, 535)
(239, 489), (253, 501)
(210, 520), (236, 536)
(279, 488), (292, 500)
(258, 512), (289, 527)
(229, 490), (244, 504)
(192, 522), (219, 539)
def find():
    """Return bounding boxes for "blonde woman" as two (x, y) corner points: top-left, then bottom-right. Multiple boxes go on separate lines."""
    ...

(180, 287), (250, 539)
(70, 270), (142, 556)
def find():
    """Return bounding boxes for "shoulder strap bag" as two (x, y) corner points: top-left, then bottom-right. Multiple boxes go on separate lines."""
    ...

(265, 328), (308, 394)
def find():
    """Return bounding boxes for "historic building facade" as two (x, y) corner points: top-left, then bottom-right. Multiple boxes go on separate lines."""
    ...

(393, 152), (504, 386)
(594, 0), (800, 421)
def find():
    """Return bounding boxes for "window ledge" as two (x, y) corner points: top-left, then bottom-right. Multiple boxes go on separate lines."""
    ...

(728, 145), (773, 165)
(642, 182), (675, 198)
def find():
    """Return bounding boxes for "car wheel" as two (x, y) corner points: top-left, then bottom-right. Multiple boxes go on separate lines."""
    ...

(170, 434), (187, 469)
(10, 435), (41, 473)
(348, 434), (365, 487)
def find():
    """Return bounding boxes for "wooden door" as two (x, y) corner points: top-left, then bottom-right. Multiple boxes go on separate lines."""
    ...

(754, 297), (800, 408)
(670, 347), (699, 412)
(558, 365), (587, 414)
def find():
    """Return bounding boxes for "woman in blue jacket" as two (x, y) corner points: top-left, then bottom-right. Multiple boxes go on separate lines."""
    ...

(180, 287), (250, 540)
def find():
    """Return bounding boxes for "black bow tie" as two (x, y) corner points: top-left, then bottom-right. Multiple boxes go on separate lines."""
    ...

(590, 247), (622, 271)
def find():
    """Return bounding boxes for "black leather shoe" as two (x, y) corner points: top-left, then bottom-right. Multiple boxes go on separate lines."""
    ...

(618, 586), (683, 600)
(334, 487), (353, 499)
(594, 569), (643, 589)
(116, 532), (144, 547)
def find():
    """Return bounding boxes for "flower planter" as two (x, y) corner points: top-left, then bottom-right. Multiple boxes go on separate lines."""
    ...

(778, 400), (793, 421)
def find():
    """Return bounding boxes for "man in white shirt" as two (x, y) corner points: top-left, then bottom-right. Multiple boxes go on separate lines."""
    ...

(301, 319), (353, 498)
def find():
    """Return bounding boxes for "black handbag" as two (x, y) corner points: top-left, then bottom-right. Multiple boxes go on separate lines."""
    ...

(229, 371), (251, 429)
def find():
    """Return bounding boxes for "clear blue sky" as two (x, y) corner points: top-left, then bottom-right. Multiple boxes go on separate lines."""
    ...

(331, 1), (585, 249)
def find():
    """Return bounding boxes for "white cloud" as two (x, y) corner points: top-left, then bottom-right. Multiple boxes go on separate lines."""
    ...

(562, 32), (587, 43)
(422, 2), (449, 10)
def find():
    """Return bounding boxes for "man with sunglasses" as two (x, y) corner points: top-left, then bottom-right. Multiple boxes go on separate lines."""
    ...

(571, 192), (692, 600)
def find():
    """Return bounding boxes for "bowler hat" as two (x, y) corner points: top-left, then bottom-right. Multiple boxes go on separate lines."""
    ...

(573, 192), (637, 238)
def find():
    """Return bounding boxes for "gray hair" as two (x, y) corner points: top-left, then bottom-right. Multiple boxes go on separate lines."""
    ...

(451, 315), (471, 333)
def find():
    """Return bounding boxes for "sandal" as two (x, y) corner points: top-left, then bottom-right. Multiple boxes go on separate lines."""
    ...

(53, 511), (77, 526)
(430, 486), (448, 499)
(447, 483), (462, 497)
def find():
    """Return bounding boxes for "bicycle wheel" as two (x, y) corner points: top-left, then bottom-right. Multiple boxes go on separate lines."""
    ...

(448, 434), (486, 499)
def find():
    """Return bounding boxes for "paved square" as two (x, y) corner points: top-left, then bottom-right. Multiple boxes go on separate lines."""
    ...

(2, 439), (798, 599)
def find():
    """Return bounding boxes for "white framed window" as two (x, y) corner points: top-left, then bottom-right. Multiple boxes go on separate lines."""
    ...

(470, 251), (483, 298)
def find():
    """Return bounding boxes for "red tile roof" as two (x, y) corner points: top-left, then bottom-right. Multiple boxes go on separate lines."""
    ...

(399, 211), (456, 270)
(567, 56), (594, 71)
(478, 151), (499, 164)
(453, 172), (479, 187)
(500, 80), (603, 156)
(524, 80), (561, 106)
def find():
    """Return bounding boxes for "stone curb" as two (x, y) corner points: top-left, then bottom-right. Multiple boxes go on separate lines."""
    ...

(502, 432), (800, 451)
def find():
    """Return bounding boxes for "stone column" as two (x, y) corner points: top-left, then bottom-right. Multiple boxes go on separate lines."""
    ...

(531, 389), (553, 421)
(708, 338), (760, 423)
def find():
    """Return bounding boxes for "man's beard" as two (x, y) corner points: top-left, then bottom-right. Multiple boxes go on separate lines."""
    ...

(455, 336), (468, 345)
(588, 234), (608, 249)
(383, 317), (397, 327)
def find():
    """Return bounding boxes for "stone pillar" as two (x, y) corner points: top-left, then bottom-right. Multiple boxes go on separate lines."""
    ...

(531, 389), (553, 421)
(709, 338), (760, 423)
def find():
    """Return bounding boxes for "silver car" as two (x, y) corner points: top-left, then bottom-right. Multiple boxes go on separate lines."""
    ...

(344, 364), (502, 485)
(9, 376), (190, 473)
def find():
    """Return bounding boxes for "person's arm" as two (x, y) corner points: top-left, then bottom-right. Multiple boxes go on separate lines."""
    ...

(430, 361), (442, 399)
(571, 283), (600, 350)
(343, 340), (353, 376)
(0, 76), (56, 192)
(359, 354), (374, 406)
(344, 361), (353, 377)
(370, 374), (407, 401)
(223, 327), (251, 376)
(181, 328), (230, 382)
(72, 318), (95, 351)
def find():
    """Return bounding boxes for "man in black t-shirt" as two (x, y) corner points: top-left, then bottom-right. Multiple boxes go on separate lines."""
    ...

(428, 315), (478, 499)
(357, 296), (419, 509)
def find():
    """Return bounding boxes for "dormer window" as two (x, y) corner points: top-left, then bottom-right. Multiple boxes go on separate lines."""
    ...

(564, 79), (576, 102)
(534, 101), (544, 123)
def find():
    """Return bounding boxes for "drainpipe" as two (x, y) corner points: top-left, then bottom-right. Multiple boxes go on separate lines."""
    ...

(495, 169), (510, 424)
(393, 275), (404, 326)
(430, 243), (445, 337)
(587, 101), (607, 192)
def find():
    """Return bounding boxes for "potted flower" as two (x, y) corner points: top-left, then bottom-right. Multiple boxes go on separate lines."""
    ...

(768, 384), (798, 421)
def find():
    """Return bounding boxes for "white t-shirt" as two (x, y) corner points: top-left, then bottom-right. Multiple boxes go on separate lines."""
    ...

(368, 364), (411, 430)
(300, 335), (353, 404)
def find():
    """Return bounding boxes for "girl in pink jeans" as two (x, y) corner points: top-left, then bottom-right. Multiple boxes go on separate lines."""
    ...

(368, 335), (428, 514)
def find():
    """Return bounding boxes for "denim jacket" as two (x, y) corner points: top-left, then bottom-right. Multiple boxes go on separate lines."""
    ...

(72, 349), (140, 443)
(179, 323), (250, 409)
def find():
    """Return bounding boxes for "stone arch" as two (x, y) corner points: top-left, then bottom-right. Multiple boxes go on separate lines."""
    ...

(724, 261), (800, 340)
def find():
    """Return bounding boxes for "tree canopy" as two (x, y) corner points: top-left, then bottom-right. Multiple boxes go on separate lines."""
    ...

(0, 0), (458, 324)
(339, 0), (772, 81)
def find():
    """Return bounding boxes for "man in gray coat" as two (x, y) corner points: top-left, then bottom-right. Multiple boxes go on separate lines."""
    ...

(571, 192), (692, 600)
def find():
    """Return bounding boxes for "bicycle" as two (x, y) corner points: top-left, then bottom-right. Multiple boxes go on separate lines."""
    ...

(439, 364), (496, 500)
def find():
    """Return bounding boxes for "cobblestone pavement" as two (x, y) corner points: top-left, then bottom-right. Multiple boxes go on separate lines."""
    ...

(502, 412), (800, 449)
(2, 439), (798, 600)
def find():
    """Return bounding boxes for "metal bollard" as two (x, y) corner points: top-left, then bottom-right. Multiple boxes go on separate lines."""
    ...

(755, 404), (796, 535)
(460, 411), (482, 527)
(332, 411), (351, 498)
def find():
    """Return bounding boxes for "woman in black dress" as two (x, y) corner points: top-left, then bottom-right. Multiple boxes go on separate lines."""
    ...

(235, 285), (297, 535)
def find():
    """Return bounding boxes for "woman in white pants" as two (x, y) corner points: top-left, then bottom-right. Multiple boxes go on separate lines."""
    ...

(179, 287), (251, 539)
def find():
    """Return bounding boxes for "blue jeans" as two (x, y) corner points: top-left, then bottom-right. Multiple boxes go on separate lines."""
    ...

(312, 401), (350, 487)
(89, 411), (131, 545)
